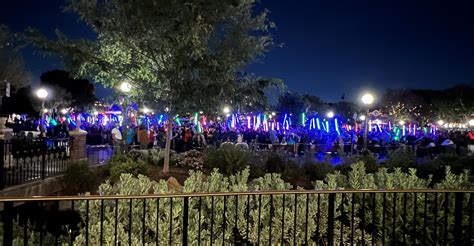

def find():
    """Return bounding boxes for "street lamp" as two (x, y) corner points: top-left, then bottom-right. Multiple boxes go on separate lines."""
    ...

(469, 119), (474, 127)
(437, 120), (444, 126)
(119, 81), (132, 151)
(223, 106), (231, 114)
(36, 88), (49, 137)
(326, 111), (335, 118)
(361, 92), (375, 151)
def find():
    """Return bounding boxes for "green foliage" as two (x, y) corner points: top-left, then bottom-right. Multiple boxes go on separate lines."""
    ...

(357, 153), (378, 173)
(381, 147), (416, 171)
(203, 144), (251, 175)
(62, 161), (97, 195)
(107, 155), (148, 182)
(303, 161), (336, 181)
(6, 162), (473, 245)
(173, 150), (204, 170)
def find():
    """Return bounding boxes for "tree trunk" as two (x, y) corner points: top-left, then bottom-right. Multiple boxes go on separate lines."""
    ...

(163, 119), (173, 173)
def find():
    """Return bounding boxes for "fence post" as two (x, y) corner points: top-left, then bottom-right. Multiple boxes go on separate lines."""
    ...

(41, 139), (46, 180)
(0, 139), (5, 190)
(454, 192), (463, 245)
(182, 197), (189, 246)
(327, 193), (335, 245)
(3, 201), (13, 246)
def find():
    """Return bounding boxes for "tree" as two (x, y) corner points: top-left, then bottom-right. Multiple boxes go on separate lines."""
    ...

(0, 25), (31, 96)
(25, 0), (279, 173)
(40, 70), (96, 111)
(276, 92), (306, 114)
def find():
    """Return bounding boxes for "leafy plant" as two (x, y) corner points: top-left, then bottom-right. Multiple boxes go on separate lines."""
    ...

(203, 145), (251, 175)
(62, 161), (97, 195)
(107, 155), (148, 182)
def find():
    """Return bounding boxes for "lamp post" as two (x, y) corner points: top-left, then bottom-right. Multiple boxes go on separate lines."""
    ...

(361, 93), (374, 151)
(36, 88), (48, 137)
(120, 81), (131, 149)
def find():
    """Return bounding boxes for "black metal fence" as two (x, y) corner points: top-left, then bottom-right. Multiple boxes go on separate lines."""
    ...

(0, 190), (472, 245)
(0, 138), (71, 190)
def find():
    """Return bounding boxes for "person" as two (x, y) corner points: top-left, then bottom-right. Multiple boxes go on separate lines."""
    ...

(111, 123), (122, 153)
(137, 125), (150, 149)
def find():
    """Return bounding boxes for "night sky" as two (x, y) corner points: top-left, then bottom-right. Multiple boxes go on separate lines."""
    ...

(1, 0), (474, 102)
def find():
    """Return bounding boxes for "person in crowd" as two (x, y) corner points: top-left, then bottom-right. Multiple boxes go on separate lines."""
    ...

(137, 124), (149, 149)
(111, 123), (122, 153)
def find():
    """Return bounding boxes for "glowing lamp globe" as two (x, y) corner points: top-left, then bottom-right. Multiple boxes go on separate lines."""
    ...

(60, 108), (68, 114)
(326, 111), (334, 118)
(359, 115), (366, 121)
(36, 88), (48, 99)
(361, 93), (374, 105)
(120, 81), (132, 93)
(399, 120), (405, 125)
(142, 107), (150, 114)
(223, 106), (231, 114)
(437, 120), (444, 126)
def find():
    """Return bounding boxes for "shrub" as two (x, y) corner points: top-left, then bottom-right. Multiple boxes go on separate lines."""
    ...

(303, 161), (335, 181)
(381, 148), (416, 171)
(357, 153), (378, 173)
(203, 144), (251, 175)
(63, 161), (97, 195)
(108, 155), (148, 182)
(174, 150), (204, 170)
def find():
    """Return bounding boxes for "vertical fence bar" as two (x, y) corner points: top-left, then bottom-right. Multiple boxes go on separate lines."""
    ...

(382, 192), (386, 246)
(156, 198), (160, 245)
(222, 195), (227, 246)
(270, 194), (274, 244)
(281, 194), (286, 245)
(86, 200), (89, 246)
(247, 195), (250, 241)
(304, 193), (309, 245)
(340, 193), (344, 245)
(169, 197), (173, 246)
(469, 194), (472, 245)
(182, 197), (189, 246)
(372, 193), (376, 245)
(210, 196), (214, 246)
(454, 193), (463, 245)
(424, 192), (428, 246)
(142, 198), (147, 246)
(392, 193), (396, 244)
(327, 193), (335, 245)
(361, 193), (365, 245)
(41, 145), (46, 180)
(444, 193), (449, 245)
(0, 140), (5, 190)
(351, 193), (355, 245)
(257, 194), (262, 245)
(434, 193), (438, 245)
(100, 199), (104, 246)
(129, 198), (133, 246)
(293, 194), (297, 246)
(198, 197), (201, 245)
(403, 193), (407, 245)
(235, 195), (239, 239)
(115, 199), (118, 246)
(413, 193), (417, 244)
(3, 201), (13, 246)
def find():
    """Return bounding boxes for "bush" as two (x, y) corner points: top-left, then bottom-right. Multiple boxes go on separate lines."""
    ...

(203, 144), (251, 175)
(357, 153), (378, 173)
(63, 161), (97, 195)
(303, 162), (335, 181)
(174, 150), (204, 170)
(381, 148), (416, 171)
(108, 155), (148, 182)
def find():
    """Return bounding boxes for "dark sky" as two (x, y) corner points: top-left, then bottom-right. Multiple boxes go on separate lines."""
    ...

(1, 0), (474, 102)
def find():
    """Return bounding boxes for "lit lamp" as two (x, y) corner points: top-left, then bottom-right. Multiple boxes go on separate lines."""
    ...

(326, 111), (335, 118)
(36, 88), (48, 137)
(437, 120), (444, 126)
(223, 106), (231, 114)
(119, 81), (132, 149)
(361, 92), (375, 151)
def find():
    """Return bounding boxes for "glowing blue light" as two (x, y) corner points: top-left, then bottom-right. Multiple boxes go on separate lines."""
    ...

(335, 118), (340, 135)
(316, 118), (321, 130)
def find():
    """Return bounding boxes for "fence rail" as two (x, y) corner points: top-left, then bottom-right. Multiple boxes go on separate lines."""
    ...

(0, 138), (71, 190)
(1, 189), (472, 245)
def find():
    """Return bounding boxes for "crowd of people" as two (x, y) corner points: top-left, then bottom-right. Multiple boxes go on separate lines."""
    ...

(6, 115), (474, 158)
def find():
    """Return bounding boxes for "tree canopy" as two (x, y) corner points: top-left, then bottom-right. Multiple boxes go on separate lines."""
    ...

(0, 25), (31, 94)
(25, 0), (282, 115)
(40, 70), (96, 111)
